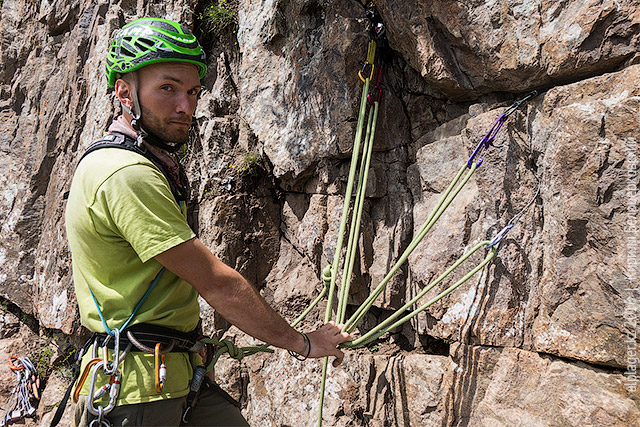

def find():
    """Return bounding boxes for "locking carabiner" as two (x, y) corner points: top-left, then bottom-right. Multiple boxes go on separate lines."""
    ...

(155, 343), (167, 393)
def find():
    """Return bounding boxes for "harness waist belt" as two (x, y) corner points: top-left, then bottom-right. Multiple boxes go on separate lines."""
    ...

(93, 324), (202, 354)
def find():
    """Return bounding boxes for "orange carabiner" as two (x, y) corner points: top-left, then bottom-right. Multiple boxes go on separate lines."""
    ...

(155, 343), (167, 393)
(73, 358), (102, 403)
(8, 356), (24, 371)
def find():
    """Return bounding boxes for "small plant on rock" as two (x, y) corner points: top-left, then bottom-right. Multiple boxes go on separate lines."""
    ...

(200, 0), (237, 38)
(239, 153), (259, 177)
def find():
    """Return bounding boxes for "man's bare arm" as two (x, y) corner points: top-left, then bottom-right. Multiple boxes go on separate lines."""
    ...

(155, 237), (351, 365)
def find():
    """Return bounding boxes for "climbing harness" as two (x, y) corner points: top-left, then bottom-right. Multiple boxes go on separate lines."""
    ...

(1, 357), (40, 426)
(55, 324), (273, 426)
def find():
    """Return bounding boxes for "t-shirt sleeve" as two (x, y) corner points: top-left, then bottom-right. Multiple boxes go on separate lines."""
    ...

(92, 163), (196, 263)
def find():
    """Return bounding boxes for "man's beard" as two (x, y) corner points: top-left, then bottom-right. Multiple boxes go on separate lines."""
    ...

(139, 103), (191, 147)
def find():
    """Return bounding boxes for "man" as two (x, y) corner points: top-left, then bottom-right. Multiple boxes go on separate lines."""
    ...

(65, 17), (351, 426)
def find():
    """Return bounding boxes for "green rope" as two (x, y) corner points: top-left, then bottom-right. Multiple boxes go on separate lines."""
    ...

(317, 358), (329, 427)
(198, 338), (273, 373)
(324, 77), (371, 325)
(317, 77), (372, 427)
(342, 242), (497, 348)
(344, 162), (477, 332)
(291, 265), (332, 328)
(337, 101), (379, 324)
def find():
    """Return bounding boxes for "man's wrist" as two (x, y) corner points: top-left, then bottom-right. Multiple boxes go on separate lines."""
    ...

(288, 332), (311, 361)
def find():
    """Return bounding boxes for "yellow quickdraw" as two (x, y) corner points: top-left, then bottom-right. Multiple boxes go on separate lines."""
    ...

(358, 40), (376, 83)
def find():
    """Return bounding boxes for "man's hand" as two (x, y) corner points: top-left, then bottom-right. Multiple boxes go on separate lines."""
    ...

(302, 321), (353, 367)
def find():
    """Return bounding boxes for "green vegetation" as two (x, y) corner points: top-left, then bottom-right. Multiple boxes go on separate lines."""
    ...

(200, 0), (237, 37)
(32, 346), (54, 377)
(239, 153), (259, 177)
(227, 152), (260, 178)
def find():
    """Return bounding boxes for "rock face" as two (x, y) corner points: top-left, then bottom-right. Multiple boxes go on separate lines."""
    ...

(0, 0), (638, 426)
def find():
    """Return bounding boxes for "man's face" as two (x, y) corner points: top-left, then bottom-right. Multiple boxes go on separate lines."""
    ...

(135, 62), (202, 144)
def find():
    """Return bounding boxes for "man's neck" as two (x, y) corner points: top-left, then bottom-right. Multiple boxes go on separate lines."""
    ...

(111, 115), (139, 140)
(110, 115), (179, 166)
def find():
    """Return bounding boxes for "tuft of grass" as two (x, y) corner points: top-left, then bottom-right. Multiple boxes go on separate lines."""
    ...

(200, 0), (237, 37)
(32, 346), (54, 377)
(239, 153), (259, 177)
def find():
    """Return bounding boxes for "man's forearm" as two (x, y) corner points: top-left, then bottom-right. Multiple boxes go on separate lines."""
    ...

(199, 260), (306, 352)
(155, 238), (306, 354)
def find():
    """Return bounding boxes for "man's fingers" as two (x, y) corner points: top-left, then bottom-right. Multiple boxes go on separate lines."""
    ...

(304, 322), (354, 362)
(332, 348), (345, 367)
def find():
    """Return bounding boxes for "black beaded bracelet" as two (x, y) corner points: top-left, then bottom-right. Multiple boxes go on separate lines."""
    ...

(288, 332), (311, 361)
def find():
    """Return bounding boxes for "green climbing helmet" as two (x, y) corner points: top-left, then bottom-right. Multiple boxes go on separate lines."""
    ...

(106, 17), (207, 87)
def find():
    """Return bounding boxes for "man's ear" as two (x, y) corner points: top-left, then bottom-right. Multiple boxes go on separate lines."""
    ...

(114, 78), (134, 113)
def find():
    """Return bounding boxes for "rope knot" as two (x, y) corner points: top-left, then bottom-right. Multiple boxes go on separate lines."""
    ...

(219, 339), (244, 361)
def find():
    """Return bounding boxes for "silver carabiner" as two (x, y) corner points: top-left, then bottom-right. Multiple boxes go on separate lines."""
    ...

(115, 342), (132, 367)
(91, 336), (99, 359)
(86, 360), (120, 416)
(88, 406), (112, 427)
(86, 361), (106, 416)
(104, 329), (121, 376)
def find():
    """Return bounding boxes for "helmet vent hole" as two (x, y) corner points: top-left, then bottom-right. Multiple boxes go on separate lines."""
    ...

(137, 37), (155, 48)
(120, 46), (136, 58)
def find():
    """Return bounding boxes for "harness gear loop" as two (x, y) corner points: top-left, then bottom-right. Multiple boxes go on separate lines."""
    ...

(126, 330), (176, 354)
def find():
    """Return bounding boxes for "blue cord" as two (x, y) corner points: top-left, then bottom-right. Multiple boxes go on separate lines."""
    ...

(89, 267), (166, 335)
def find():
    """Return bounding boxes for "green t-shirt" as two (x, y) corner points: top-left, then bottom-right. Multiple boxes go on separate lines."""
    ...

(65, 147), (198, 404)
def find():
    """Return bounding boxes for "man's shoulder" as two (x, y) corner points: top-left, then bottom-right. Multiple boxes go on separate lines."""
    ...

(82, 144), (154, 167)
(71, 146), (166, 201)
(78, 146), (160, 180)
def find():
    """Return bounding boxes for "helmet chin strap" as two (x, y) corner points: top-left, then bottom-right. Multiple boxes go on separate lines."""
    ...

(122, 78), (186, 154)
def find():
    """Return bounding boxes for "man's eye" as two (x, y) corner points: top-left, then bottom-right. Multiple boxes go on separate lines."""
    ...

(161, 85), (173, 91)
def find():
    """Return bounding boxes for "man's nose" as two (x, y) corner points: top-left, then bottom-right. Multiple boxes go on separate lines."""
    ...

(176, 92), (196, 115)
